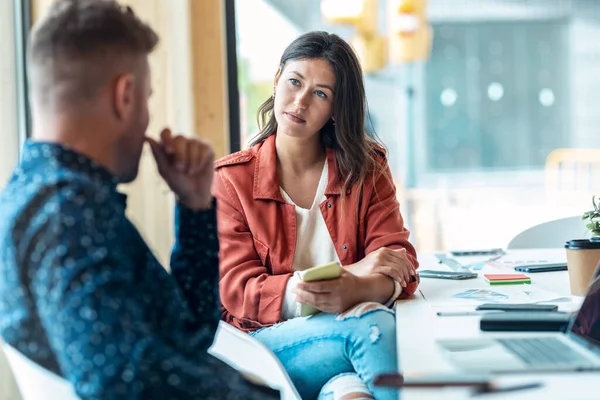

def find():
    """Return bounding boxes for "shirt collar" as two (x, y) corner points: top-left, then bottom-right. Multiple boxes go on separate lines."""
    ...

(19, 140), (120, 190)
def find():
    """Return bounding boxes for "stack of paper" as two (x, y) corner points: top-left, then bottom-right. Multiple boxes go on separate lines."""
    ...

(484, 273), (531, 285)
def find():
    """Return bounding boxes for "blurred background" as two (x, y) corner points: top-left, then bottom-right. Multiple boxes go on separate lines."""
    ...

(234, 0), (600, 252)
(1, 0), (599, 269)
(1, 0), (599, 263)
(1, 0), (600, 398)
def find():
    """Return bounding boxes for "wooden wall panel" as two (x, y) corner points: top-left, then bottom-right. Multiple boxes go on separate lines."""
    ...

(189, 0), (230, 158)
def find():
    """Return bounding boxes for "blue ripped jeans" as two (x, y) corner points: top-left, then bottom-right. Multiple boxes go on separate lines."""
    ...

(250, 302), (398, 400)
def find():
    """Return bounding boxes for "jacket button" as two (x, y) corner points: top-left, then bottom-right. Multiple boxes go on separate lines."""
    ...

(327, 203), (332, 209)
(342, 245), (348, 250)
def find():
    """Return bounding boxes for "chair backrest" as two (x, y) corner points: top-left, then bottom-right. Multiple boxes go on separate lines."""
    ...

(1, 343), (80, 400)
(0, 342), (22, 400)
(507, 215), (590, 249)
(545, 148), (600, 207)
(208, 321), (301, 400)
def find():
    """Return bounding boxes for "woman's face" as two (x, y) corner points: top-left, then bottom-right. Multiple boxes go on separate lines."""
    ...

(273, 58), (335, 140)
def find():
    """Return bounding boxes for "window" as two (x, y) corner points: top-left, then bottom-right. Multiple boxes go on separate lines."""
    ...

(425, 20), (570, 172)
(228, 0), (600, 251)
(0, 0), (21, 187)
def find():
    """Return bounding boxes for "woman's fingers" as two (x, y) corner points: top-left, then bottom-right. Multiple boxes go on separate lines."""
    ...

(294, 287), (318, 307)
(375, 265), (402, 283)
(294, 287), (333, 312)
(379, 250), (414, 285)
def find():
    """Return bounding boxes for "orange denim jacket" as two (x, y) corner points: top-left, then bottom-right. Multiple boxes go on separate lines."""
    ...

(212, 134), (419, 332)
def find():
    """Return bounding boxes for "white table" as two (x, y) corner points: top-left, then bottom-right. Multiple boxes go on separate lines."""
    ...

(395, 249), (599, 399)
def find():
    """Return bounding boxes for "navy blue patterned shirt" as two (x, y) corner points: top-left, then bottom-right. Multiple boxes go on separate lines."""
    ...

(0, 141), (277, 399)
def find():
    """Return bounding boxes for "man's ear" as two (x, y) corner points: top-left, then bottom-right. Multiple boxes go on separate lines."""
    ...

(113, 73), (135, 120)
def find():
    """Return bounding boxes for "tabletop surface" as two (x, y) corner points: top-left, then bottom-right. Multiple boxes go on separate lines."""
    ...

(394, 249), (597, 400)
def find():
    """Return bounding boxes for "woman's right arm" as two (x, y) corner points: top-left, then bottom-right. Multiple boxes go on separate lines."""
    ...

(212, 169), (292, 326)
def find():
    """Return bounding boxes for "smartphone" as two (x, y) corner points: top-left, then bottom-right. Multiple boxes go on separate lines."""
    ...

(475, 303), (558, 312)
(419, 270), (478, 280)
(297, 261), (341, 316)
(514, 263), (568, 273)
(450, 248), (504, 257)
(298, 261), (341, 282)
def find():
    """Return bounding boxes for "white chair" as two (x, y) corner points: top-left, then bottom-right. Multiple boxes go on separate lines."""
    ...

(1, 342), (79, 400)
(0, 343), (22, 400)
(209, 321), (301, 400)
(506, 215), (591, 249)
(3, 323), (299, 400)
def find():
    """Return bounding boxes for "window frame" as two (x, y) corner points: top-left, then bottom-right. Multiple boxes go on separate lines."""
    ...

(14, 0), (32, 146)
(225, 0), (241, 153)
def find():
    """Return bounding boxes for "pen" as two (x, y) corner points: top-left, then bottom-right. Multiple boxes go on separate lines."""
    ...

(473, 382), (543, 396)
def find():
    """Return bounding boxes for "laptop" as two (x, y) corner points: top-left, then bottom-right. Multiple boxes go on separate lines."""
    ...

(436, 274), (600, 373)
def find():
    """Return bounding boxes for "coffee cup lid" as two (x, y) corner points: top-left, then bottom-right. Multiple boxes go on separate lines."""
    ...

(565, 238), (600, 249)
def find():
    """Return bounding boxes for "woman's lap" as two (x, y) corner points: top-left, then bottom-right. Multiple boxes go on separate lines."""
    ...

(250, 302), (398, 400)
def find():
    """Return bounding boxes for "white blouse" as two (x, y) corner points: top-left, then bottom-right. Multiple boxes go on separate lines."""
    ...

(279, 161), (401, 319)
(280, 162), (339, 319)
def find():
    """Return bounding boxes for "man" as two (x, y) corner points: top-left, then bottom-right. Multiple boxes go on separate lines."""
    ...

(0, 0), (277, 399)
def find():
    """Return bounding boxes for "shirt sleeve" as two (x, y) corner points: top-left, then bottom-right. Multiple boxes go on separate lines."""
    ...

(212, 169), (292, 327)
(24, 186), (276, 400)
(383, 280), (403, 308)
(281, 273), (301, 319)
(169, 200), (220, 332)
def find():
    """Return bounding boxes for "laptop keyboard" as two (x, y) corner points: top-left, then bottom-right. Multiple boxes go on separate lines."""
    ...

(497, 338), (591, 367)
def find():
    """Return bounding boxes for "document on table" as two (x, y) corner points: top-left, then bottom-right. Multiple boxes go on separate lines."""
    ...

(421, 285), (571, 307)
(451, 249), (567, 271)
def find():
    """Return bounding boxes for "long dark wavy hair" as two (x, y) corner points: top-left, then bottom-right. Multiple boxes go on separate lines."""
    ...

(250, 31), (384, 196)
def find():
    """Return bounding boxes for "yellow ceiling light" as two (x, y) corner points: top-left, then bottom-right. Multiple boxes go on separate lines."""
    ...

(320, 0), (377, 35)
(388, 0), (433, 63)
(397, 0), (417, 13)
(350, 34), (386, 74)
(320, 0), (385, 72)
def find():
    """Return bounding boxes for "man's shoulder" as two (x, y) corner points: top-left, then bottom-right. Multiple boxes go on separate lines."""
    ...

(0, 171), (109, 229)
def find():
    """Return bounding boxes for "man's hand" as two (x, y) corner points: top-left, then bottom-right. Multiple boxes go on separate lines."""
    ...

(146, 128), (214, 210)
(294, 269), (365, 314)
(346, 247), (416, 288)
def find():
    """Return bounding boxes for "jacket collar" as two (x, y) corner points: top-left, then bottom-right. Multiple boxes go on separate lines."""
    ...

(324, 146), (341, 196)
(253, 134), (341, 202)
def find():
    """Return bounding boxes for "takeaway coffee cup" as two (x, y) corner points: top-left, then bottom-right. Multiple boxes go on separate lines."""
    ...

(565, 238), (600, 296)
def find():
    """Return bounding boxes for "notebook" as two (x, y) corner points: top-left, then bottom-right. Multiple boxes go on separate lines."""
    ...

(484, 273), (531, 285)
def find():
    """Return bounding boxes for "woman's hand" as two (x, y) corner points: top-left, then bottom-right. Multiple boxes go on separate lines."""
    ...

(346, 247), (416, 288)
(294, 269), (365, 314)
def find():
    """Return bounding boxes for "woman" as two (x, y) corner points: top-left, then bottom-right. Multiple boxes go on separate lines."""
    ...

(212, 31), (419, 400)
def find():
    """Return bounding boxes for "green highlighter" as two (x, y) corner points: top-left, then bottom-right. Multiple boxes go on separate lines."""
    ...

(297, 261), (342, 317)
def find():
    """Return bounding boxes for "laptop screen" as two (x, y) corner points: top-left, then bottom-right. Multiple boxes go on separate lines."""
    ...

(569, 273), (600, 346)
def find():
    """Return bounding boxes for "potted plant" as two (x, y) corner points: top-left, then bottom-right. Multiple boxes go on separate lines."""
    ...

(582, 195), (600, 238)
